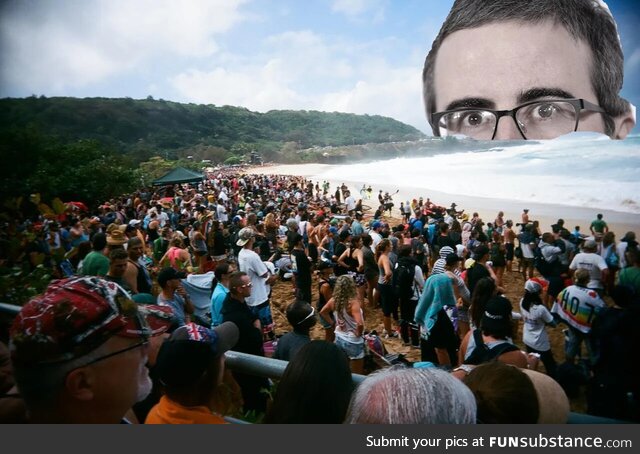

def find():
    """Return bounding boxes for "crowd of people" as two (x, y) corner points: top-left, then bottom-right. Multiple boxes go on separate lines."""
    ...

(1, 169), (639, 424)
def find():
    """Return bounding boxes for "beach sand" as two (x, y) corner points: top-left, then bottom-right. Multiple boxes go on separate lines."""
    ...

(249, 163), (640, 235)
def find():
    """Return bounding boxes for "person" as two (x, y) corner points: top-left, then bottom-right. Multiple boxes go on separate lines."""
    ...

(145, 322), (239, 424)
(466, 244), (500, 295)
(394, 245), (425, 345)
(236, 227), (278, 338)
(462, 362), (540, 424)
(551, 268), (606, 365)
(568, 239), (609, 295)
(221, 271), (269, 413)
(9, 276), (172, 423)
(210, 262), (232, 327)
(273, 301), (316, 362)
(157, 267), (194, 327)
(590, 213), (609, 236)
(104, 248), (132, 292)
(316, 261), (336, 342)
(81, 232), (109, 277)
(376, 239), (398, 338)
(460, 362), (571, 424)
(588, 285), (640, 421)
(361, 234), (378, 308)
(345, 367), (476, 424)
(319, 275), (365, 374)
(517, 224), (536, 281)
(520, 280), (557, 378)
(422, 0), (635, 140)
(290, 233), (312, 303)
(502, 220), (516, 272)
(619, 246), (640, 296)
(460, 296), (529, 368)
(414, 273), (460, 367)
(159, 235), (192, 271)
(123, 237), (153, 295)
(265, 341), (354, 424)
(616, 231), (636, 269)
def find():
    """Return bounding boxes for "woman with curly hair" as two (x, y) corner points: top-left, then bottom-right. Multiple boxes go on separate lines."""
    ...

(320, 275), (365, 373)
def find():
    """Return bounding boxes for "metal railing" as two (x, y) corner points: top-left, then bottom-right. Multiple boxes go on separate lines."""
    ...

(0, 302), (625, 424)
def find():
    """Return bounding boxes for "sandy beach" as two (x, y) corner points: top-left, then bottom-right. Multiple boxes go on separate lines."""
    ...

(248, 163), (640, 235)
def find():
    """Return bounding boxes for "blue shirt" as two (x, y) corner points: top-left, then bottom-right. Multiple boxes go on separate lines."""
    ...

(210, 283), (230, 327)
(351, 220), (364, 236)
(157, 292), (187, 326)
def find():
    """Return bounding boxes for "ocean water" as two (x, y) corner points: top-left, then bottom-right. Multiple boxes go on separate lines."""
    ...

(317, 132), (640, 214)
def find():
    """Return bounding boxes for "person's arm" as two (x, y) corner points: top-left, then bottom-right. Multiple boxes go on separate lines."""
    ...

(320, 282), (333, 303)
(123, 262), (138, 293)
(176, 287), (195, 317)
(337, 247), (350, 269)
(319, 298), (335, 325)
(356, 249), (364, 273)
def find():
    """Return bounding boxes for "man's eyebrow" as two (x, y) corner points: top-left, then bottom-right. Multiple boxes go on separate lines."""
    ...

(517, 88), (576, 104)
(444, 98), (495, 111)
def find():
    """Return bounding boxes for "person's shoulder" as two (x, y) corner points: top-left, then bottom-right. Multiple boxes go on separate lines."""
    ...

(499, 350), (528, 369)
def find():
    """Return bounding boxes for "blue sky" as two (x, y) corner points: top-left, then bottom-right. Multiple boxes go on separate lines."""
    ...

(0, 0), (638, 134)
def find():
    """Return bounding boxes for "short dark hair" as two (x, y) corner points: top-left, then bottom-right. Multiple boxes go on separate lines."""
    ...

(229, 271), (248, 293)
(92, 232), (107, 251)
(109, 248), (128, 262)
(423, 0), (630, 137)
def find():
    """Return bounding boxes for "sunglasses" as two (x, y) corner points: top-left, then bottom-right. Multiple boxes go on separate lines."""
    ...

(237, 282), (253, 289)
(297, 306), (316, 325)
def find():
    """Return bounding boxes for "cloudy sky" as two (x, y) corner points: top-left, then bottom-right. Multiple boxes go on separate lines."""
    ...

(1, 0), (638, 134)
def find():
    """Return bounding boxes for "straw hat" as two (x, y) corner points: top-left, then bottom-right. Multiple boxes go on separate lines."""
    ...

(107, 229), (127, 246)
(522, 369), (570, 423)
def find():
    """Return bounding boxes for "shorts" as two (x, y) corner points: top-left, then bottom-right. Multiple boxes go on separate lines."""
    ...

(248, 300), (273, 329)
(505, 243), (514, 261)
(319, 312), (335, 329)
(378, 283), (398, 319)
(347, 271), (367, 287)
(335, 336), (365, 360)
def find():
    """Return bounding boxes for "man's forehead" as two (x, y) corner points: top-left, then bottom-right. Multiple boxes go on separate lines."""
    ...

(432, 20), (596, 111)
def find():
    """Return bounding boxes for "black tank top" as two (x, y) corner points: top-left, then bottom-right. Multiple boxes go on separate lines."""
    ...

(317, 279), (330, 311)
(344, 248), (359, 273)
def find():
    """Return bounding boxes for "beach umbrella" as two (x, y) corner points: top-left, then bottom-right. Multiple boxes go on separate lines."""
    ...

(66, 201), (89, 211)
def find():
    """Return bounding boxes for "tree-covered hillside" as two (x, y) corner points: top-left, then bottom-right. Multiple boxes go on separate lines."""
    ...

(0, 96), (425, 161)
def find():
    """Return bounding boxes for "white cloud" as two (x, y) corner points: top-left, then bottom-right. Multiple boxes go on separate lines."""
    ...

(169, 30), (429, 132)
(0, 0), (247, 93)
(331, 0), (385, 23)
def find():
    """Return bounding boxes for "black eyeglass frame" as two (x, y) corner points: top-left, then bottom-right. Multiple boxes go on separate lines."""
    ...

(80, 339), (150, 369)
(431, 98), (606, 140)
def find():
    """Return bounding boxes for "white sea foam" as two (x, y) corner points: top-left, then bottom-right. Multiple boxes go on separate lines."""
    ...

(317, 132), (640, 214)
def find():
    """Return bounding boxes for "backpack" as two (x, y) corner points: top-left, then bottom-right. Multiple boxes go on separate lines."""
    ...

(533, 245), (552, 276)
(463, 329), (519, 365)
(393, 261), (415, 300)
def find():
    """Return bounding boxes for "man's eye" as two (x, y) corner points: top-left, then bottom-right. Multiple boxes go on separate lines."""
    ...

(536, 103), (557, 119)
(464, 112), (483, 126)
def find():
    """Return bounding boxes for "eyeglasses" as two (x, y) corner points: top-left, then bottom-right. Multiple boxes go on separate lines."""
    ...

(431, 98), (606, 140)
(297, 306), (316, 325)
(79, 339), (149, 368)
(237, 282), (253, 289)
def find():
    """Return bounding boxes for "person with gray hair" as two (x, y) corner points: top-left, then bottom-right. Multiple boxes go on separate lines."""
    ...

(423, 0), (635, 140)
(345, 367), (476, 424)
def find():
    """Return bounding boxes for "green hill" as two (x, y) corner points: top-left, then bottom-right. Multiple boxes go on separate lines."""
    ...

(0, 96), (425, 161)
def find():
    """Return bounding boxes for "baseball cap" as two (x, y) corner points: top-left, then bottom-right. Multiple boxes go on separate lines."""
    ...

(10, 276), (174, 367)
(481, 296), (512, 333)
(329, 227), (338, 235)
(154, 322), (239, 388)
(371, 221), (382, 229)
(236, 227), (255, 246)
(583, 239), (598, 251)
(157, 267), (187, 287)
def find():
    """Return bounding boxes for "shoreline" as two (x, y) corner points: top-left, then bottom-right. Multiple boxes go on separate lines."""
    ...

(247, 163), (640, 235)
